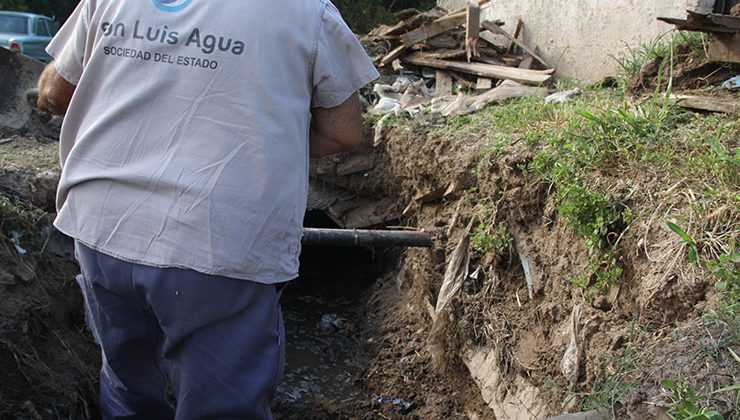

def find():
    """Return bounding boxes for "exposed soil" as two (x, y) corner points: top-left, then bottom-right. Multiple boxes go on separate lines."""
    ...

(1, 51), (738, 420)
(0, 226), (99, 419)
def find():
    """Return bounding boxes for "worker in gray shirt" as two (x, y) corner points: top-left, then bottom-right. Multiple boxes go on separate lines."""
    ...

(37, 0), (379, 418)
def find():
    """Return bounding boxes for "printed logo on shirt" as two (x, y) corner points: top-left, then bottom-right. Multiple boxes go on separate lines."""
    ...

(152, 0), (192, 12)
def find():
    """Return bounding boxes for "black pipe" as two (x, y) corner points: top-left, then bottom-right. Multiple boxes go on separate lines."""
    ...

(301, 228), (433, 248)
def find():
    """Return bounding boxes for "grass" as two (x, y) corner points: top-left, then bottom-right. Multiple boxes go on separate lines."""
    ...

(415, 74), (738, 297)
(610, 31), (708, 83)
(579, 325), (648, 411)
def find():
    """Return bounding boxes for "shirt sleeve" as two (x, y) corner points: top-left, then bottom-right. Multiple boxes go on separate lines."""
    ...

(311, 2), (380, 109)
(46, 0), (91, 86)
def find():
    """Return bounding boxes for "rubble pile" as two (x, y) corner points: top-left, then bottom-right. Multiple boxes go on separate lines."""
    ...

(360, 2), (554, 117)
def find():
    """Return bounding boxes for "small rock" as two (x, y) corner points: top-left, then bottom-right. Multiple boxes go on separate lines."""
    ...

(0, 268), (16, 286)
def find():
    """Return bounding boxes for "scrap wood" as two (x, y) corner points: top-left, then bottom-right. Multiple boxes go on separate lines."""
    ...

(370, 21), (407, 39)
(507, 19), (524, 54)
(465, 1), (481, 62)
(423, 48), (467, 60)
(432, 80), (548, 116)
(657, 16), (738, 34)
(402, 53), (554, 84)
(423, 33), (462, 49)
(481, 20), (548, 67)
(380, 44), (407, 67)
(669, 94), (739, 114)
(468, 80), (547, 112)
(449, 71), (476, 89)
(686, 10), (740, 31)
(708, 34), (740, 64)
(518, 50), (536, 69)
(400, 2), (492, 46)
(400, 9), (467, 46)
(436, 70), (453, 96)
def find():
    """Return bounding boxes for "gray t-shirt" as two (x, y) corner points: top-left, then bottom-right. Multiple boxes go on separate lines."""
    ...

(48, 0), (379, 283)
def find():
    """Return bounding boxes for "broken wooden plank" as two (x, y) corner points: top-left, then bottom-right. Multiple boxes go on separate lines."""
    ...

(468, 80), (548, 113)
(478, 31), (508, 53)
(373, 21), (408, 39)
(465, 1), (481, 62)
(380, 44), (407, 67)
(687, 10), (740, 31)
(402, 53), (554, 85)
(422, 48), (467, 60)
(401, 10), (467, 46)
(507, 19), (524, 54)
(481, 20), (549, 67)
(473, 55), (508, 66)
(657, 16), (738, 34)
(424, 33), (463, 49)
(476, 77), (492, 92)
(519, 51), (535, 69)
(708, 34), (740, 64)
(670, 94), (739, 114)
(436, 70), (453, 96)
(337, 155), (375, 176)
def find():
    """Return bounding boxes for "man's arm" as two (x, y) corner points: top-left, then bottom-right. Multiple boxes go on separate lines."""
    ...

(310, 92), (363, 158)
(37, 62), (76, 116)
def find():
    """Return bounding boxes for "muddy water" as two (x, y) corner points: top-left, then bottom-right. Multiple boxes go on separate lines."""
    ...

(276, 242), (387, 407)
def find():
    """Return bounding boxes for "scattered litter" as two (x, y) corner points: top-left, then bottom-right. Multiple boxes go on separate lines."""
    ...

(318, 314), (348, 332)
(545, 87), (582, 104)
(561, 305), (581, 387)
(435, 230), (470, 315)
(722, 76), (740, 90)
(10, 231), (27, 255)
(514, 239), (535, 300)
(377, 396), (414, 414)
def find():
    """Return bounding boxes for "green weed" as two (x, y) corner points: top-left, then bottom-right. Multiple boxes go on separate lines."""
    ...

(661, 380), (724, 420)
(580, 325), (647, 410)
(471, 223), (511, 255)
(709, 248), (740, 302)
(666, 221), (699, 264)
(610, 31), (707, 82)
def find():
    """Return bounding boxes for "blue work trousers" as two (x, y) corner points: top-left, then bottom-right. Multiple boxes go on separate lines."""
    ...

(75, 243), (285, 420)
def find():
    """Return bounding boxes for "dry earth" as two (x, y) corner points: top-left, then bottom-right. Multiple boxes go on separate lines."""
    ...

(0, 55), (738, 419)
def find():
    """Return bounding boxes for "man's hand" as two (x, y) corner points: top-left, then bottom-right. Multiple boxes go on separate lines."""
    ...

(310, 93), (363, 158)
(37, 62), (76, 115)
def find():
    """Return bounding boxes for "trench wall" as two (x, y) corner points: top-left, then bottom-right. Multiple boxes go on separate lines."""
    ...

(438, 0), (715, 81)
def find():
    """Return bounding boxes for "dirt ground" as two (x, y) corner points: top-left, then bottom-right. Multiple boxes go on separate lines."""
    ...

(1, 49), (738, 419)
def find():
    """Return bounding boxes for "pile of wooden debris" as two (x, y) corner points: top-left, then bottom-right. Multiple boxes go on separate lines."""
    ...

(360, 1), (554, 117)
(657, 10), (739, 115)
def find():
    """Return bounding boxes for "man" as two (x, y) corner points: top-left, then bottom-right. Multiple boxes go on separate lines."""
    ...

(38, 0), (379, 418)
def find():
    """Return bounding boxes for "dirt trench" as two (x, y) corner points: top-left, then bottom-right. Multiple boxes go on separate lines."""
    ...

(1, 103), (738, 419)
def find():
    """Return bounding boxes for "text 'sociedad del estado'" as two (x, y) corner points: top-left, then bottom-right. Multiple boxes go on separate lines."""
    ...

(100, 20), (246, 70)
